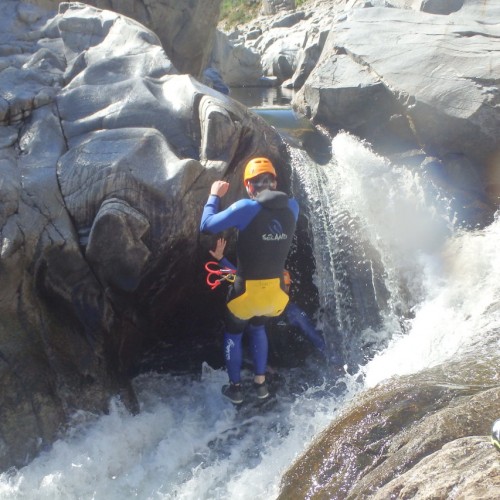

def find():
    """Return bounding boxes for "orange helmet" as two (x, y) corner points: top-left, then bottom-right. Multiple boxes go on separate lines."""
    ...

(243, 157), (276, 183)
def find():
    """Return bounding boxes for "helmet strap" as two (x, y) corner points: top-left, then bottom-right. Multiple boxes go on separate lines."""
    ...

(245, 180), (255, 198)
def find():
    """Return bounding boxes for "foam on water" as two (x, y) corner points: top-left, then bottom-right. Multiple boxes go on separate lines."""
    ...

(363, 213), (500, 386)
(0, 365), (355, 499)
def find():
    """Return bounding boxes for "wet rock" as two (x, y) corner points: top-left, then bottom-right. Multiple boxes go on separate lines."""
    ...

(279, 356), (500, 498)
(372, 436), (500, 499)
(0, 1), (288, 470)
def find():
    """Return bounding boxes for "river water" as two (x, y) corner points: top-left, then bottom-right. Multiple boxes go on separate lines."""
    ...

(1, 95), (499, 499)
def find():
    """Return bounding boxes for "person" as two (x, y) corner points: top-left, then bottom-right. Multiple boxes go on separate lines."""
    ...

(200, 157), (299, 404)
(209, 238), (326, 355)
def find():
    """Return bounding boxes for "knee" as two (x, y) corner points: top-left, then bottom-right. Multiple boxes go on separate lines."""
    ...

(225, 308), (247, 333)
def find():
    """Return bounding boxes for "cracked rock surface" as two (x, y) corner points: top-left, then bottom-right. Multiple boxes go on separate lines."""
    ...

(0, 0), (287, 470)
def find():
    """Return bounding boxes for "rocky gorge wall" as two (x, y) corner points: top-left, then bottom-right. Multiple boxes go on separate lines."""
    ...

(215, 0), (500, 224)
(23, 0), (222, 77)
(0, 0), (289, 470)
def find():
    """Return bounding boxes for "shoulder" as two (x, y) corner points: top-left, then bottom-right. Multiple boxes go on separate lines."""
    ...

(229, 198), (262, 218)
(226, 198), (262, 229)
(230, 198), (259, 211)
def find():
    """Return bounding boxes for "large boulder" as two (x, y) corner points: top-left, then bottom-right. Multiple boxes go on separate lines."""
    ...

(293, 5), (500, 176)
(260, 28), (306, 82)
(25, 0), (222, 77)
(247, 9), (335, 86)
(0, 1), (289, 470)
(283, 28), (329, 89)
(210, 29), (263, 86)
(279, 355), (500, 498)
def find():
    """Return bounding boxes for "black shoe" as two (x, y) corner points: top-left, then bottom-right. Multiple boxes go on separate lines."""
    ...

(222, 383), (244, 404)
(253, 381), (269, 399)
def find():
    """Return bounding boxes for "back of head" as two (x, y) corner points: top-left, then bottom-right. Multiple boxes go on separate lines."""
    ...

(244, 157), (277, 197)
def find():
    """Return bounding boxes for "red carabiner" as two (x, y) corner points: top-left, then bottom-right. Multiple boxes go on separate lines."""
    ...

(204, 261), (236, 290)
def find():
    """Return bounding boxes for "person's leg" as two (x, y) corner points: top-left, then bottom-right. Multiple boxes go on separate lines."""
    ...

(223, 331), (243, 384)
(247, 320), (268, 383)
(248, 318), (270, 399)
(221, 306), (248, 404)
(224, 280), (248, 384)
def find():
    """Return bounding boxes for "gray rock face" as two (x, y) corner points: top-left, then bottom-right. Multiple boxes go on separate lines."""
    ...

(25, 0), (222, 77)
(259, 28), (309, 82)
(0, 1), (287, 470)
(221, 1), (499, 207)
(372, 436), (500, 498)
(211, 30), (263, 86)
(215, 4), (336, 87)
(279, 357), (500, 498)
(262, 0), (296, 15)
(293, 4), (500, 174)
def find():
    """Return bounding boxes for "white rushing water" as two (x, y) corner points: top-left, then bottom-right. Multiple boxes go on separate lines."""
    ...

(1, 133), (498, 499)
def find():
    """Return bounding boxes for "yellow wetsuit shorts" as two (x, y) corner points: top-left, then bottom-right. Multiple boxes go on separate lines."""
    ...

(227, 278), (289, 320)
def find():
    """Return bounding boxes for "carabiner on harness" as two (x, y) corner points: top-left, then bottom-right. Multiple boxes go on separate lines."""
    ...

(204, 261), (236, 290)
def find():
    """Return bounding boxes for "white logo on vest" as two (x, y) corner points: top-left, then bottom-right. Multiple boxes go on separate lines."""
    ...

(262, 219), (288, 241)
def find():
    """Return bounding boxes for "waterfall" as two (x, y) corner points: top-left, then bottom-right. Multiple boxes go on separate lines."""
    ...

(1, 133), (498, 499)
(291, 132), (453, 370)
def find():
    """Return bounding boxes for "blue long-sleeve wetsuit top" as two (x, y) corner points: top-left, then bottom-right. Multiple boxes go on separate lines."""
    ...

(200, 189), (299, 281)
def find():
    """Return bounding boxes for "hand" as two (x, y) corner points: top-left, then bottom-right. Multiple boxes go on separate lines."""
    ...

(210, 181), (229, 197)
(209, 238), (227, 261)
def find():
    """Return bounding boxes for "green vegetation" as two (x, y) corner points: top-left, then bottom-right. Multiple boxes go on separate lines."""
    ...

(219, 1), (261, 30)
(219, 1), (310, 30)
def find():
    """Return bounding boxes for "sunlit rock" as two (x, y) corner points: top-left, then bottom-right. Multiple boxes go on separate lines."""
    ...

(0, 1), (287, 470)
(279, 357), (500, 498)
(260, 29), (305, 82)
(210, 30), (263, 87)
(293, 5), (500, 172)
(25, 0), (222, 77)
(282, 29), (329, 89)
(262, 0), (297, 15)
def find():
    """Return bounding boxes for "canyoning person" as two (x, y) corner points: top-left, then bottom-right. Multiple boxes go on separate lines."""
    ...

(200, 157), (299, 404)
(209, 238), (326, 356)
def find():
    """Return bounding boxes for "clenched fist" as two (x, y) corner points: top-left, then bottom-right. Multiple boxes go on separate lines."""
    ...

(210, 181), (230, 197)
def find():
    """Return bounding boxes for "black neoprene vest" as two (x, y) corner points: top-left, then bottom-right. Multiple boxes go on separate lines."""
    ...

(236, 190), (296, 281)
